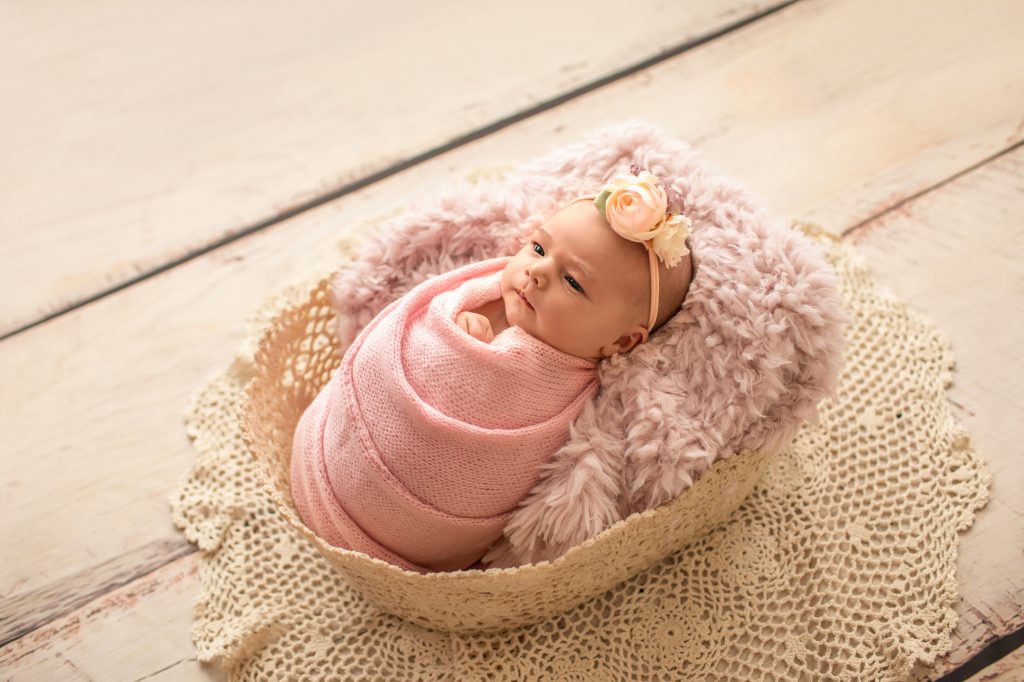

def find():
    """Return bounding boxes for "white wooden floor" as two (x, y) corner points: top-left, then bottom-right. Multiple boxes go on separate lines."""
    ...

(2, 1), (1022, 679)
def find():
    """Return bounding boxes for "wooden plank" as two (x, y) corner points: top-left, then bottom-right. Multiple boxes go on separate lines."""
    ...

(2, 0), (1022, 665)
(848, 144), (1024, 677)
(0, 538), (194, 647)
(0, 554), (223, 682)
(0, 0), (784, 337)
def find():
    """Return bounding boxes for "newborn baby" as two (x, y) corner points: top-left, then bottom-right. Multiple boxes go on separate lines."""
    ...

(456, 192), (693, 358)
(290, 169), (694, 573)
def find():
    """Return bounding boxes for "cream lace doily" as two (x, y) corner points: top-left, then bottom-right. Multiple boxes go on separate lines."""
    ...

(170, 226), (990, 681)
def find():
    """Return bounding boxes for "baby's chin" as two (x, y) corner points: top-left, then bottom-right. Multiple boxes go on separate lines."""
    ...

(501, 290), (530, 330)
(502, 296), (596, 360)
(501, 289), (542, 334)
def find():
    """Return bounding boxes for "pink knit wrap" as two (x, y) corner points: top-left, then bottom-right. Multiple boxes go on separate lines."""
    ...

(290, 256), (600, 573)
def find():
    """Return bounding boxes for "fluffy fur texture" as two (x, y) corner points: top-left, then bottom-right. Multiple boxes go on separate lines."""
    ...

(328, 119), (851, 568)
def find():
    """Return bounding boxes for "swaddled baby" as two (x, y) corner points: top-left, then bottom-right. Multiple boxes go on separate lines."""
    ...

(290, 168), (694, 573)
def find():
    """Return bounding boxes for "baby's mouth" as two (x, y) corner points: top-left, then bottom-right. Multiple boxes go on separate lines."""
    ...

(516, 289), (535, 310)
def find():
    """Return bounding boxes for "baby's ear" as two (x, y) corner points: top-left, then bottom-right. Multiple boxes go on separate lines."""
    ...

(601, 327), (648, 357)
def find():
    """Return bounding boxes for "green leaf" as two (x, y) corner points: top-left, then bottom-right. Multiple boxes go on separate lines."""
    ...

(594, 190), (610, 219)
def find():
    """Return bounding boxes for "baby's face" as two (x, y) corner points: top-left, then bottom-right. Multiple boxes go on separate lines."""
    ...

(499, 200), (651, 361)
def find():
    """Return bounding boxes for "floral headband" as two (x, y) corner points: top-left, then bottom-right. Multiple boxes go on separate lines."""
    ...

(564, 163), (692, 341)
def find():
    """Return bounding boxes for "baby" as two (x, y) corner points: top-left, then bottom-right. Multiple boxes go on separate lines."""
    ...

(457, 187), (693, 359)
(290, 168), (694, 573)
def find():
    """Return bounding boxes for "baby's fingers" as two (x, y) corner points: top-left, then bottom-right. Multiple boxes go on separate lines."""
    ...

(474, 318), (495, 343)
(455, 311), (474, 334)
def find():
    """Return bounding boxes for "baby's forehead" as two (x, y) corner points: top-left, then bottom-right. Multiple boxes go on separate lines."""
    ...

(538, 214), (647, 290)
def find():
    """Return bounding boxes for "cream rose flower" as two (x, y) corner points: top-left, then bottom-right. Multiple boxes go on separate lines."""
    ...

(650, 213), (692, 268)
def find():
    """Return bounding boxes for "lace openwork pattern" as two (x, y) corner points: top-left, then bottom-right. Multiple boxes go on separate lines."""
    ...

(170, 226), (990, 681)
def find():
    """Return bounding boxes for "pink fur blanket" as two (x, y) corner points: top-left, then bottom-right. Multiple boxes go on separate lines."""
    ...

(291, 257), (599, 572)
(327, 119), (850, 569)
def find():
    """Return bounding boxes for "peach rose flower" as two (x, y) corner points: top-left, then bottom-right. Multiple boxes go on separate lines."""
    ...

(595, 170), (692, 267)
(599, 171), (668, 242)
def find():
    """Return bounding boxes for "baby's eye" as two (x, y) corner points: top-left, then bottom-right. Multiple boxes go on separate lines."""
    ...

(531, 241), (544, 256)
(565, 275), (583, 293)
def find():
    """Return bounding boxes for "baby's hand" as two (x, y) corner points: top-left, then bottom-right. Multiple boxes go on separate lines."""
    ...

(455, 311), (495, 343)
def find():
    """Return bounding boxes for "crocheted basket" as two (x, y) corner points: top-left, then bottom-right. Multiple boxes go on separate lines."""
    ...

(239, 118), (845, 633)
(240, 274), (770, 634)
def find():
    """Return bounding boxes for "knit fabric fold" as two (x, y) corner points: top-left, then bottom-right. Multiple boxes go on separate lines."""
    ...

(290, 256), (599, 572)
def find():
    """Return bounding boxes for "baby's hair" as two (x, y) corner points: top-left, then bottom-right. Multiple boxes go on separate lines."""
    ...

(614, 232), (696, 333)
(656, 244), (695, 329)
(627, 236), (695, 332)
